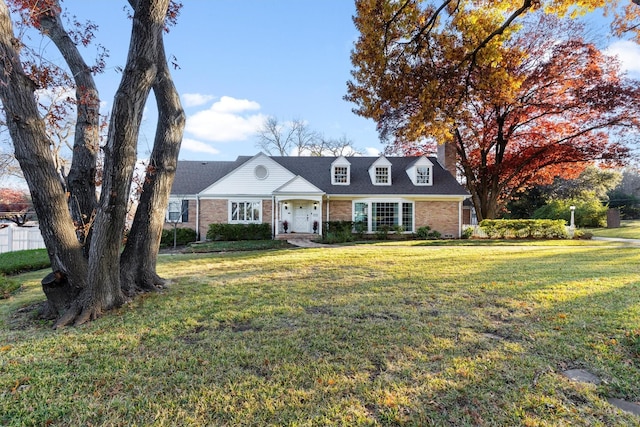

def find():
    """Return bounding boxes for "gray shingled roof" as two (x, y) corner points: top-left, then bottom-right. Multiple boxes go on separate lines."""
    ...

(171, 155), (469, 197)
(170, 158), (248, 195)
(273, 156), (468, 196)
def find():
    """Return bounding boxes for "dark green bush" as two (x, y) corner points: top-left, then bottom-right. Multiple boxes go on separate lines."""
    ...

(321, 221), (355, 243)
(0, 249), (50, 275)
(375, 225), (391, 240)
(461, 226), (474, 239)
(479, 219), (569, 239)
(416, 225), (442, 239)
(161, 227), (197, 247)
(206, 223), (271, 241)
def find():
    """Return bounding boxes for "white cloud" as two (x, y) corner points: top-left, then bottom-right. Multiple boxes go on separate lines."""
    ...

(605, 40), (640, 75)
(365, 147), (382, 156)
(182, 93), (215, 108)
(211, 96), (261, 113)
(180, 138), (221, 155)
(185, 96), (265, 142)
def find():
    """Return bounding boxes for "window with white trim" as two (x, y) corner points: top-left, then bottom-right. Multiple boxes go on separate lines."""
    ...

(353, 200), (414, 232)
(331, 156), (351, 185)
(166, 199), (188, 222)
(375, 167), (390, 184)
(333, 166), (349, 184)
(230, 201), (261, 223)
(416, 166), (431, 184)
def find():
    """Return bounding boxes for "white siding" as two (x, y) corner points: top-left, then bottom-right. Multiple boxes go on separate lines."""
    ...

(200, 154), (295, 196)
(276, 176), (323, 194)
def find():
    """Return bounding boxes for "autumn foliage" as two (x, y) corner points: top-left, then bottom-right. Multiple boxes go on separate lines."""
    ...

(0, 187), (32, 225)
(346, 1), (640, 219)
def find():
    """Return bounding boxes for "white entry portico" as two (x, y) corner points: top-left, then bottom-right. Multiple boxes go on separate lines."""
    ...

(274, 175), (324, 237)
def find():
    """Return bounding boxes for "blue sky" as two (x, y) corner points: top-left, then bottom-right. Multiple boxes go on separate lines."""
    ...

(58, 1), (640, 162)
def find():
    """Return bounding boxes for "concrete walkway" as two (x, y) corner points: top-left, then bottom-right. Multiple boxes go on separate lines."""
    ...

(592, 236), (640, 245)
(286, 238), (329, 248)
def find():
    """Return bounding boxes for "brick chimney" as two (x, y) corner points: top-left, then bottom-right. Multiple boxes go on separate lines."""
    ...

(437, 142), (457, 178)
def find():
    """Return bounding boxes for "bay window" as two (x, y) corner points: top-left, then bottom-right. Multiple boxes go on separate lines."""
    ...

(353, 200), (414, 232)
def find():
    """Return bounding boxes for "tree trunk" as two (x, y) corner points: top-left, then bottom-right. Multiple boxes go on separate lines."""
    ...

(38, 5), (100, 257)
(0, 1), (89, 318)
(0, 0), (173, 327)
(120, 29), (185, 295)
(74, 0), (169, 326)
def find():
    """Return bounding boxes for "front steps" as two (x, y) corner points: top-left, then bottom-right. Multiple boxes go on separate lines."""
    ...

(275, 233), (319, 240)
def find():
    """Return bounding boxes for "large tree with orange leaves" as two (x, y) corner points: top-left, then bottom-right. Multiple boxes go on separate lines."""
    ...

(346, 1), (640, 220)
(0, 0), (185, 327)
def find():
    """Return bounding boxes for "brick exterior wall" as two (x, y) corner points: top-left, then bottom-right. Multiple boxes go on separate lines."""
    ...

(415, 200), (459, 237)
(166, 198), (460, 240)
(172, 198), (274, 239)
(328, 200), (352, 221)
(198, 199), (227, 238)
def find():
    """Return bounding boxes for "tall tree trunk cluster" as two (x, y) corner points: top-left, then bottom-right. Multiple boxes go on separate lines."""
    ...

(0, 0), (185, 327)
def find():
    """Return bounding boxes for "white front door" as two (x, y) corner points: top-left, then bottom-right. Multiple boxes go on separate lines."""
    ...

(292, 201), (312, 233)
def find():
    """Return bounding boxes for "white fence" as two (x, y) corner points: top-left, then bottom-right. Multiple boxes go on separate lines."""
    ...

(0, 226), (46, 254)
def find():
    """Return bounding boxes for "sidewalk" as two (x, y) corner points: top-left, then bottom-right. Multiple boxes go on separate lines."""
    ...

(286, 238), (329, 248)
(592, 236), (640, 245)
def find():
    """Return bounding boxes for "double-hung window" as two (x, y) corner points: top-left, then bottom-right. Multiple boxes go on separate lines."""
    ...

(166, 199), (188, 222)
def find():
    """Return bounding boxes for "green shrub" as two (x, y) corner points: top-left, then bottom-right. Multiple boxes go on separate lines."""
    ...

(375, 225), (391, 240)
(206, 223), (271, 241)
(479, 219), (569, 239)
(0, 249), (50, 275)
(416, 225), (442, 239)
(161, 227), (197, 247)
(353, 221), (367, 239)
(532, 194), (607, 228)
(461, 226), (474, 239)
(321, 221), (355, 243)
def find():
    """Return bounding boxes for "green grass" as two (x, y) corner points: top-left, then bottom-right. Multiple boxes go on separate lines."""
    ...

(2, 244), (640, 425)
(186, 239), (292, 252)
(0, 249), (50, 299)
(590, 220), (640, 239)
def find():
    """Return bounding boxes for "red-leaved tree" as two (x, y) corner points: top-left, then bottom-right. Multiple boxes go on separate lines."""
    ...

(0, 187), (32, 225)
(347, 3), (640, 220)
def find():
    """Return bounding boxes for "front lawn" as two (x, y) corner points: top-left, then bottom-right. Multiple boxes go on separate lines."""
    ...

(590, 220), (640, 239)
(1, 244), (639, 425)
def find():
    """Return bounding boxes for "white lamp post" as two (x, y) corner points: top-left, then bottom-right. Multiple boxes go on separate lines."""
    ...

(569, 205), (576, 229)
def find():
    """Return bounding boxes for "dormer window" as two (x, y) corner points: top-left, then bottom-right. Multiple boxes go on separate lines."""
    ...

(416, 166), (430, 184)
(375, 167), (389, 184)
(406, 156), (433, 186)
(331, 156), (351, 185)
(369, 156), (392, 186)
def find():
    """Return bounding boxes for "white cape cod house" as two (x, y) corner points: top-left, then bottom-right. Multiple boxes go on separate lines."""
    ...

(167, 151), (470, 240)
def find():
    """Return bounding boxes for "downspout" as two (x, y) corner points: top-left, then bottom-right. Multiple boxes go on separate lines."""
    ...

(196, 195), (201, 241)
(326, 196), (330, 225)
(272, 195), (276, 238)
(458, 199), (463, 238)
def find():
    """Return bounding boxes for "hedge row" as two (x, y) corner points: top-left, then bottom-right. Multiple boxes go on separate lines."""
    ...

(207, 223), (271, 241)
(479, 219), (569, 239)
(161, 227), (197, 247)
